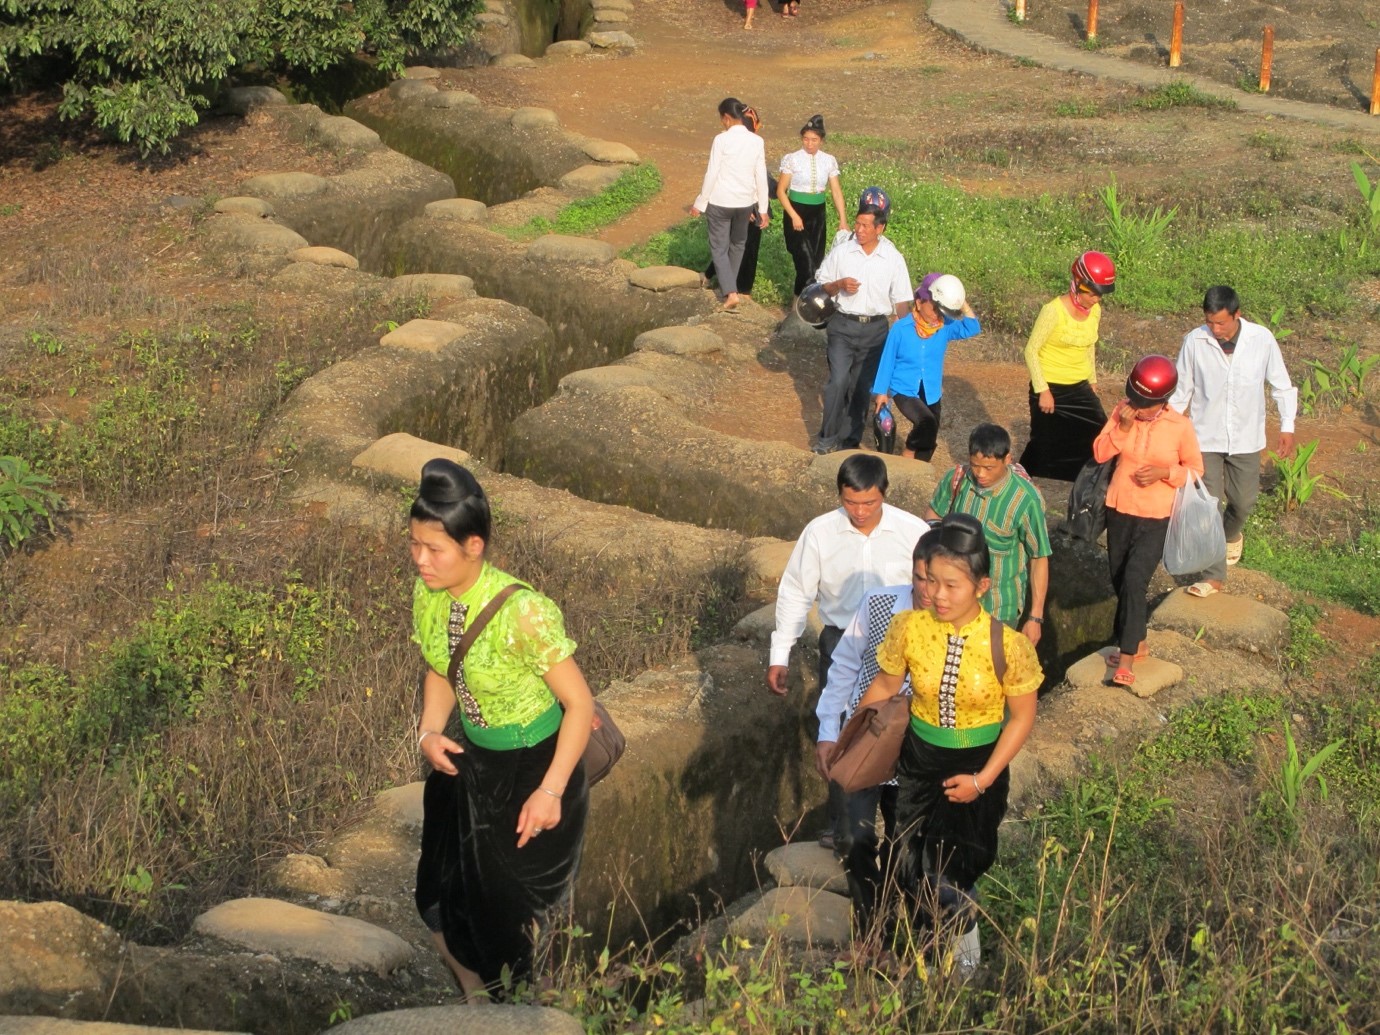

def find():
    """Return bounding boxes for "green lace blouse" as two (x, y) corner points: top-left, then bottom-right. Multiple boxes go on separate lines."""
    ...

(412, 563), (577, 738)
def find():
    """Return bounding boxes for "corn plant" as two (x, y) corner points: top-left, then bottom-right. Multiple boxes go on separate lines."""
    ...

(0, 455), (63, 550)
(1277, 720), (1342, 820)
(1298, 343), (1379, 415)
(1098, 175), (1176, 269)
(1270, 439), (1322, 510)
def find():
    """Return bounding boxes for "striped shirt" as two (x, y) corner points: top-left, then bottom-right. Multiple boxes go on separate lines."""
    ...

(928, 466), (1052, 625)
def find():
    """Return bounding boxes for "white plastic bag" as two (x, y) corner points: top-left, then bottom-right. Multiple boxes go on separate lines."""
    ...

(1162, 472), (1226, 576)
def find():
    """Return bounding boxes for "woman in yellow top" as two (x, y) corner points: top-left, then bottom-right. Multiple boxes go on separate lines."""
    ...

(1019, 251), (1117, 481)
(409, 458), (594, 999)
(857, 513), (1042, 968)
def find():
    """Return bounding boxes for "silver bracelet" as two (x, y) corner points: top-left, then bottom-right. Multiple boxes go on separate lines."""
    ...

(972, 774), (984, 795)
(538, 786), (563, 799)
(418, 730), (438, 749)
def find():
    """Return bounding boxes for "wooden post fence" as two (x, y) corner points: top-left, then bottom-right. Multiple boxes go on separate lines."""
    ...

(1086, 0), (1098, 41)
(1169, 2), (1184, 68)
(1372, 48), (1380, 115)
(1260, 25), (1274, 93)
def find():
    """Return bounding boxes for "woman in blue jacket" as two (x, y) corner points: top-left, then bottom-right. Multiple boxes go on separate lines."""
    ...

(872, 273), (981, 460)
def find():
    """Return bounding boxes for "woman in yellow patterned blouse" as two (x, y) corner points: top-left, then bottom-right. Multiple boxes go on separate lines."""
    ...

(856, 513), (1042, 967)
(408, 458), (594, 1000)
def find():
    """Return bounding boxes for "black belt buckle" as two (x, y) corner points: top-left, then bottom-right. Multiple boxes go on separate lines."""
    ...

(839, 311), (877, 324)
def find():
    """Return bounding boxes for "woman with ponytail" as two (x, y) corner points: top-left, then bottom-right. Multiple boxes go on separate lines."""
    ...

(855, 513), (1042, 971)
(777, 114), (848, 297)
(408, 458), (594, 999)
(691, 97), (771, 311)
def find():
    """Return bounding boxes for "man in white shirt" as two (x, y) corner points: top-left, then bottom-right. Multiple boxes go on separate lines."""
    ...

(811, 187), (914, 454)
(1168, 285), (1299, 596)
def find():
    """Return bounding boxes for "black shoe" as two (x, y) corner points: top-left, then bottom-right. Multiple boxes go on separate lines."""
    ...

(812, 440), (836, 455)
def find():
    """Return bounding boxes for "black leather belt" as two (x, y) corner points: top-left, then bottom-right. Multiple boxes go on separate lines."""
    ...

(834, 311), (887, 323)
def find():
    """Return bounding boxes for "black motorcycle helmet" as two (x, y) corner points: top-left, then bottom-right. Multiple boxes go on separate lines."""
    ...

(794, 283), (838, 329)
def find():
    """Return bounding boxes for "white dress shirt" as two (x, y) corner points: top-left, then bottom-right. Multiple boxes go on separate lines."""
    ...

(693, 124), (770, 213)
(813, 235), (913, 318)
(769, 503), (929, 667)
(815, 583), (914, 743)
(1168, 317), (1298, 454)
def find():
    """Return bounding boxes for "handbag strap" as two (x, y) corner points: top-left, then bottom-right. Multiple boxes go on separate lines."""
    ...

(989, 615), (1006, 687)
(446, 583), (525, 688)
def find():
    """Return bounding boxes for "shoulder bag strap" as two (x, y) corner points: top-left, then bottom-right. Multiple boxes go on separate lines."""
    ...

(446, 583), (524, 688)
(947, 464), (965, 515)
(989, 614), (1006, 687)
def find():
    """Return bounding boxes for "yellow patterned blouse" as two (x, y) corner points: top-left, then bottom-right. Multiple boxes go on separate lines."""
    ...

(875, 608), (1042, 748)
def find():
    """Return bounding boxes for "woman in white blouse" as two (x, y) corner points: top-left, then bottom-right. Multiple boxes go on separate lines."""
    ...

(777, 114), (848, 298)
(690, 97), (771, 311)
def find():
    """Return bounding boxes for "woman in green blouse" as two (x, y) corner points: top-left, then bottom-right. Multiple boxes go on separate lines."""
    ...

(409, 458), (594, 999)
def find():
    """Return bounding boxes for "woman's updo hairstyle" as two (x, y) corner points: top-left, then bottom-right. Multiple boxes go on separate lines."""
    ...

(411, 458), (491, 546)
(800, 113), (826, 138)
(718, 97), (748, 121)
(923, 513), (991, 583)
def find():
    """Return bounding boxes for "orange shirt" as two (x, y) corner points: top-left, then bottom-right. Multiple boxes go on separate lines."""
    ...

(1093, 406), (1205, 519)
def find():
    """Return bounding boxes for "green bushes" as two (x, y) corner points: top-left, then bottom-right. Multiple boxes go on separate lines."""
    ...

(0, 0), (483, 155)
(0, 455), (62, 550)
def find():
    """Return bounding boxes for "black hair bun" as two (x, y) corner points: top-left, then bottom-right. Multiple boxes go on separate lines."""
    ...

(419, 458), (480, 505)
(938, 512), (985, 554)
(809, 114), (825, 131)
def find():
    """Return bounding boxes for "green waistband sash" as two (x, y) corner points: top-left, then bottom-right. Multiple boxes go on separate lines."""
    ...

(462, 701), (563, 750)
(910, 715), (1002, 749)
(788, 189), (827, 205)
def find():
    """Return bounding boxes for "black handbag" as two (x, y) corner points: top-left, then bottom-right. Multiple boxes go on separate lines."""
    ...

(446, 583), (623, 785)
(1065, 456), (1116, 542)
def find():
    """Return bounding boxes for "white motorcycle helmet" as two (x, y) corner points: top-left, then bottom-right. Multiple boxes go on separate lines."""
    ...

(929, 274), (966, 316)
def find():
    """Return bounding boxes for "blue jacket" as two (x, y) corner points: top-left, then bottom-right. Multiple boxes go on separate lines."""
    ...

(871, 313), (981, 404)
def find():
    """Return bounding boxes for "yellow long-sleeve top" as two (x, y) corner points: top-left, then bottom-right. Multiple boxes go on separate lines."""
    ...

(1024, 296), (1100, 392)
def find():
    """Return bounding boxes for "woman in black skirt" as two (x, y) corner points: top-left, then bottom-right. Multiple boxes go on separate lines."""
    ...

(777, 113), (848, 297)
(855, 514), (1042, 971)
(1019, 251), (1117, 481)
(409, 458), (593, 999)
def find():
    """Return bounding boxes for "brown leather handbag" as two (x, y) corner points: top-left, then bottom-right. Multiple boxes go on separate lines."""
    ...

(448, 583), (624, 786)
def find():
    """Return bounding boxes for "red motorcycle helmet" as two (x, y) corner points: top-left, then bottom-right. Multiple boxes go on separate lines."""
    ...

(1071, 250), (1116, 295)
(1125, 354), (1178, 407)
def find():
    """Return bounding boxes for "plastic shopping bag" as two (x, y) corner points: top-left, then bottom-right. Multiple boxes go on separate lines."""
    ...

(1162, 472), (1227, 576)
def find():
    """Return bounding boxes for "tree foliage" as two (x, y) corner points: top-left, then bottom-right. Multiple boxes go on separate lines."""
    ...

(0, 0), (479, 155)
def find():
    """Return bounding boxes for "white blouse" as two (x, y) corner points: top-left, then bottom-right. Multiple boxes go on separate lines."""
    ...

(779, 148), (841, 195)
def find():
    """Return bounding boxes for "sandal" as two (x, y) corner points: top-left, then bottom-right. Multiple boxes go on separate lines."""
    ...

(1185, 581), (1220, 598)
(1110, 667), (1136, 687)
(1107, 648), (1148, 667)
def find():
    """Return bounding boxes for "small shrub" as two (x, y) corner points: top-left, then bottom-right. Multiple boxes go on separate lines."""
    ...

(1054, 100), (1099, 118)
(0, 455), (63, 550)
(1247, 130), (1294, 162)
(1133, 81), (1236, 111)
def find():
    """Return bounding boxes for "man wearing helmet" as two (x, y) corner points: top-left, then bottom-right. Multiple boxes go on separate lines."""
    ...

(1168, 286), (1298, 597)
(810, 187), (915, 455)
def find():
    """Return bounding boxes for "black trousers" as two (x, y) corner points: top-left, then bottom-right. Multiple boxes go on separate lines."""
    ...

(820, 316), (889, 449)
(784, 199), (827, 296)
(1020, 380), (1107, 481)
(840, 783), (900, 931)
(892, 393), (942, 460)
(1105, 506), (1169, 656)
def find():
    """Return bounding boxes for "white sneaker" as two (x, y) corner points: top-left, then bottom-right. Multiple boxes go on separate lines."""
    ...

(1226, 537), (1244, 566)
(950, 925), (981, 981)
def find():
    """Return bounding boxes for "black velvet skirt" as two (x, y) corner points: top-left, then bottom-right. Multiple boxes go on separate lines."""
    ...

(415, 733), (588, 992)
(1020, 380), (1108, 482)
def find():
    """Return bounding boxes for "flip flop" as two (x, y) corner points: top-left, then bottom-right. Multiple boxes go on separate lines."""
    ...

(1107, 649), (1149, 667)
(1185, 581), (1220, 598)
(1110, 667), (1136, 687)
(1226, 537), (1244, 566)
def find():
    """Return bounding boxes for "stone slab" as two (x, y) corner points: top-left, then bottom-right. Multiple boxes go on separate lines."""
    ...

(583, 139), (639, 164)
(373, 781), (426, 829)
(591, 0), (634, 10)
(491, 54), (537, 68)
(511, 106), (559, 130)
(526, 234), (617, 266)
(728, 886), (852, 947)
(268, 853), (350, 898)
(475, 11), (510, 26)
(0, 1020), (244, 1035)
(732, 602), (821, 644)
(762, 843), (848, 894)
(745, 538), (795, 588)
(240, 171), (329, 199)
(424, 197), (488, 222)
(388, 79), (437, 101)
(628, 266), (701, 292)
(192, 898), (413, 976)
(379, 319), (467, 352)
(1065, 648), (1184, 698)
(289, 246), (359, 269)
(387, 273), (476, 301)
(1151, 590), (1289, 656)
(213, 196), (274, 218)
(353, 434), (471, 483)
(558, 163), (625, 196)
(546, 40), (593, 58)
(313, 115), (381, 150)
(220, 86), (288, 116)
(205, 215), (309, 255)
(426, 90), (481, 108)
(585, 30), (636, 48)
(402, 65), (441, 79)
(632, 325), (724, 355)
(333, 1004), (582, 1035)
(592, 8), (629, 22)
(0, 902), (122, 1005)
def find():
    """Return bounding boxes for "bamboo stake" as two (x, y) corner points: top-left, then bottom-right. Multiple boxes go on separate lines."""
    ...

(1169, 2), (1184, 68)
(1086, 0), (1098, 41)
(1371, 48), (1380, 115)
(1260, 25), (1274, 93)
